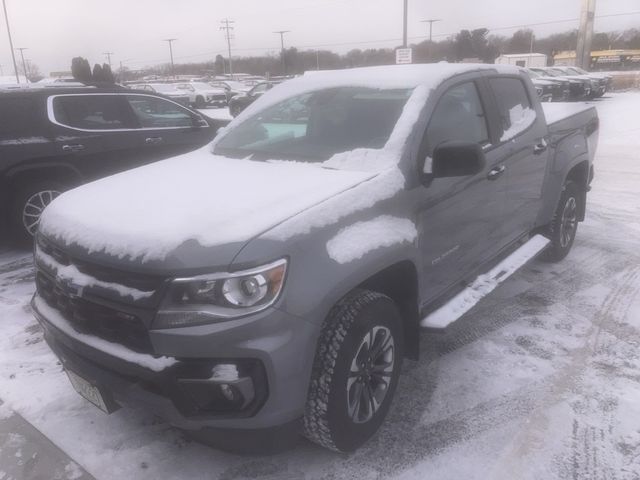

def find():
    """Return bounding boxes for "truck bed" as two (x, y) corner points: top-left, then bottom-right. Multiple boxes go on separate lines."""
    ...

(542, 102), (597, 129)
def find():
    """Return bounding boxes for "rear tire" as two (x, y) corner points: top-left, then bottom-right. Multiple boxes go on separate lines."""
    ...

(10, 181), (65, 243)
(303, 289), (403, 452)
(541, 180), (581, 262)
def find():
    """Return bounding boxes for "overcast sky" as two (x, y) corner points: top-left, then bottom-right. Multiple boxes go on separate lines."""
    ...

(1, 0), (638, 76)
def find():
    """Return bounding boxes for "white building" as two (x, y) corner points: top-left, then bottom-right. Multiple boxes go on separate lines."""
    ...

(495, 53), (548, 68)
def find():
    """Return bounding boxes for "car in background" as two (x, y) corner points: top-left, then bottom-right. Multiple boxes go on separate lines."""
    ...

(551, 66), (610, 97)
(128, 83), (191, 106)
(210, 80), (251, 103)
(541, 67), (604, 99)
(567, 66), (613, 90)
(0, 87), (221, 241)
(228, 81), (277, 117)
(524, 69), (570, 102)
(175, 82), (228, 108)
(529, 67), (591, 100)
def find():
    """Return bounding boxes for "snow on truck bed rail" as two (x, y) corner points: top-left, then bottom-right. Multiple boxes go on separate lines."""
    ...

(541, 102), (595, 125)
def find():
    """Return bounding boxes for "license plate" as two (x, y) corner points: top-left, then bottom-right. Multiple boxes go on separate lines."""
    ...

(66, 370), (110, 413)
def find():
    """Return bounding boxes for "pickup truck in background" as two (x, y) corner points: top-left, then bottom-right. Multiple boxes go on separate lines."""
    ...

(31, 64), (598, 453)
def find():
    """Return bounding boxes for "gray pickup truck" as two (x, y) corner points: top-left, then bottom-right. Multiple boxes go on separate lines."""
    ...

(31, 64), (598, 453)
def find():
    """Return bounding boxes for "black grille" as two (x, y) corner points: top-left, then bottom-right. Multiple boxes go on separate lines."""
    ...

(37, 236), (163, 293)
(36, 272), (154, 354)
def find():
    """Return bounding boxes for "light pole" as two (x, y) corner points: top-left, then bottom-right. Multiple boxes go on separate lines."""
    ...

(16, 47), (27, 79)
(163, 38), (177, 78)
(2, 0), (20, 83)
(421, 19), (441, 61)
(273, 30), (290, 75)
(402, 0), (409, 48)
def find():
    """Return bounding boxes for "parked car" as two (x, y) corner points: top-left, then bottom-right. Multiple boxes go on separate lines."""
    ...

(128, 83), (191, 106)
(0, 87), (222, 241)
(174, 82), (228, 108)
(529, 67), (591, 100)
(550, 66), (609, 97)
(524, 69), (570, 102)
(210, 80), (251, 103)
(566, 66), (613, 90)
(32, 64), (598, 454)
(228, 81), (276, 117)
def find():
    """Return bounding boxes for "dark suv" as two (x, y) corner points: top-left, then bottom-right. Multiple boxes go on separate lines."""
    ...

(0, 87), (222, 241)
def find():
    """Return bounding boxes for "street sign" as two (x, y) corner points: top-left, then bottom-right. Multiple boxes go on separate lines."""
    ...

(396, 48), (413, 64)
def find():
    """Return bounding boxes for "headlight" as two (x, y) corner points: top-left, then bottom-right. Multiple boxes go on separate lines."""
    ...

(154, 259), (287, 329)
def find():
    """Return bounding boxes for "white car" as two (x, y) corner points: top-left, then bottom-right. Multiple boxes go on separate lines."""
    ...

(129, 83), (191, 106)
(175, 82), (228, 108)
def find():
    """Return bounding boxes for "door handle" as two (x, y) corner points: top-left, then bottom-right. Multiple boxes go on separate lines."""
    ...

(533, 139), (548, 155)
(145, 137), (163, 144)
(62, 144), (85, 152)
(487, 165), (506, 180)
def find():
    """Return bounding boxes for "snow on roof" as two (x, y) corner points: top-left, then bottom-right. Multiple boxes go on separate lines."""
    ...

(214, 63), (520, 148)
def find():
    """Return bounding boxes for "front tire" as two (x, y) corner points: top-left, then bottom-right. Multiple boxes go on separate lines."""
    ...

(541, 180), (581, 262)
(303, 290), (403, 452)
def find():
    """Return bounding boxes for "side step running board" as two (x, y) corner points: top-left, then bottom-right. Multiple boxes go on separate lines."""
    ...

(420, 234), (550, 329)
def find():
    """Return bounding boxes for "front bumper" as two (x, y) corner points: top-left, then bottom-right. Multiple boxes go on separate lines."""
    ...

(32, 292), (319, 433)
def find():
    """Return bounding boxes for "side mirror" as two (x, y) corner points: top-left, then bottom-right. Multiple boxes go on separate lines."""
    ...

(191, 114), (209, 128)
(427, 141), (485, 179)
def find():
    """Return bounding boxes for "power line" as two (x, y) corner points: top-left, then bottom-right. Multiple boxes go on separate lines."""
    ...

(118, 10), (640, 70)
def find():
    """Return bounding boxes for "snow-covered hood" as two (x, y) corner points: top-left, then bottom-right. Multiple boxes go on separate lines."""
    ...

(38, 147), (377, 265)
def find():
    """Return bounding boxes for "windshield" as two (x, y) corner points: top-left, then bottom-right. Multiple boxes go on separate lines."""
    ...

(526, 69), (540, 79)
(567, 67), (585, 75)
(223, 81), (247, 90)
(214, 86), (413, 161)
(547, 68), (568, 77)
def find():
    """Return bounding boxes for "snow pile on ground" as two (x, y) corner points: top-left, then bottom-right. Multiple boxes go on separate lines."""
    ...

(422, 235), (550, 328)
(32, 297), (176, 372)
(38, 151), (374, 262)
(209, 364), (239, 382)
(326, 216), (417, 264)
(500, 104), (537, 142)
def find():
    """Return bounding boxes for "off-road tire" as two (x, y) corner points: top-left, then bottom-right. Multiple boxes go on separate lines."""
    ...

(303, 289), (404, 452)
(541, 180), (581, 262)
(10, 181), (66, 244)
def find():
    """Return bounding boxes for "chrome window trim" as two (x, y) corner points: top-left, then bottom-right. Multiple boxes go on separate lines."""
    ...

(46, 93), (201, 133)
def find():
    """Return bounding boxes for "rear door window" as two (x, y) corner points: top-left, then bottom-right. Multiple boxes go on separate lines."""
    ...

(488, 77), (536, 142)
(51, 95), (136, 130)
(126, 95), (193, 128)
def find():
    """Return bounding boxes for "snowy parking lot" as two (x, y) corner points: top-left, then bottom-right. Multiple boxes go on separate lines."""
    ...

(1, 92), (639, 479)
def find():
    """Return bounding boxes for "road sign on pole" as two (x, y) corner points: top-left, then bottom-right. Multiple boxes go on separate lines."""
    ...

(396, 48), (413, 64)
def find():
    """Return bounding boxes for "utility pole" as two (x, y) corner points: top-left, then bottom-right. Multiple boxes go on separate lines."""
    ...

(575, 0), (596, 70)
(529, 31), (535, 53)
(2, 0), (20, 83)
(402, 0), (408, 48)
(16, 47), (27, 80)
(220, 19), (235, 77)
(162, 39), (177, 78)
(273, 30), (290, 75)
(103, 52), (114, 67)
(421, 19), (441, 61)
(316, 50), (320, 70)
